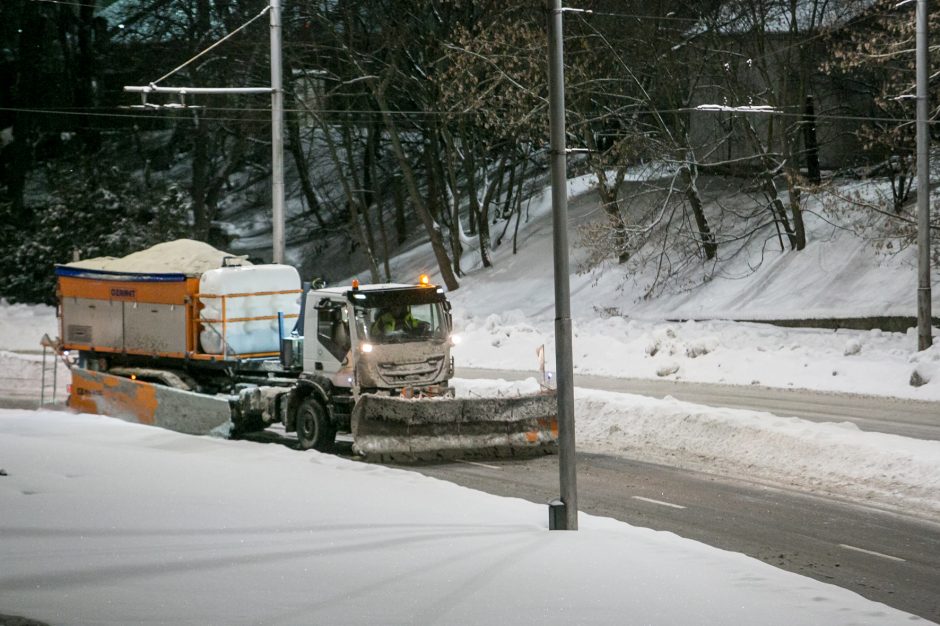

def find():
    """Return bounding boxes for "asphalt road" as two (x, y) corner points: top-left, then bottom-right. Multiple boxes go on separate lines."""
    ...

(438, 368), (940, 620)
(456, 367), (940, 440)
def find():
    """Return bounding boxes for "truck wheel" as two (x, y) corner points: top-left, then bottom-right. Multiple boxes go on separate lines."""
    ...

(296, 397), (335, 452)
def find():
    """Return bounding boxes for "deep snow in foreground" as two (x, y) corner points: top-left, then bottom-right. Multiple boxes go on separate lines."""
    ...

(0, 409), (931, 626)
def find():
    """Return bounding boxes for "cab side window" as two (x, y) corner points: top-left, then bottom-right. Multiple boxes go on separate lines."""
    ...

(316, 300), (350, 362)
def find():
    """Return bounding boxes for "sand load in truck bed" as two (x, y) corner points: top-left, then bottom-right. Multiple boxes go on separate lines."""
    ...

(66, 239), (252, 276)
(350, 392), (558, 463)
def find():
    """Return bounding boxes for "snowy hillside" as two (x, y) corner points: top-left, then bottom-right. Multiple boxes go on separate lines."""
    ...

(349, 173), (939, 399)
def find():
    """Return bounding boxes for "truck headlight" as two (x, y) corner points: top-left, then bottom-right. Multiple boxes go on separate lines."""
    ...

(361, 342), (374, 353)
(449, 334), (461, 346)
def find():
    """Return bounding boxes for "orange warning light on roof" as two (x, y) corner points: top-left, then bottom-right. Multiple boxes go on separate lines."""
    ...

(352, 279), (360, 290)
(418, 274), (430, 286)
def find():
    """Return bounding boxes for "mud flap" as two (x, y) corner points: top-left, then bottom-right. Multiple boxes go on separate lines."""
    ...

(350, 392), (558, 463)
(69, 368), (234, 436)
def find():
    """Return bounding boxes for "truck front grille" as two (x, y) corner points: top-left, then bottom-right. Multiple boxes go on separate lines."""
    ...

(376, 356), (445, 385)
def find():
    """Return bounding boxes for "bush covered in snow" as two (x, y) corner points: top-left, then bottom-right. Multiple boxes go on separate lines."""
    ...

(0, 164), (190, 303)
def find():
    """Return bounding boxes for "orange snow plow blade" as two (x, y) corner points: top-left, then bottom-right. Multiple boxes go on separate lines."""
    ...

(68, 368), (233, 436)
(350, 392), (558, 463)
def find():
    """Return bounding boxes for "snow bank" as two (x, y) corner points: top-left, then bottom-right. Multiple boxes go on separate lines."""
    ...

(0, 409), (926, 626)
(453, 314), (940, 400)
(457, 378), (940, 519)
(0, 300), (58, 352)
(577, 390), (940, 518)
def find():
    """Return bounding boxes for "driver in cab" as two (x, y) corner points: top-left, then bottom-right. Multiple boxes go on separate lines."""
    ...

(371, 305), (419, 336)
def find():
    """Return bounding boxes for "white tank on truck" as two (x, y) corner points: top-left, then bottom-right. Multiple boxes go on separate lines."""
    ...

(58, 240), (557, 462)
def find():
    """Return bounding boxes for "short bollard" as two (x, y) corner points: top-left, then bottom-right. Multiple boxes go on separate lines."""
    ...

(548, 499), (567, 531)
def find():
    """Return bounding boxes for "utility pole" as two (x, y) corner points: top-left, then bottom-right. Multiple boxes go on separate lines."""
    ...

(915, 0), (932, 351)
(269, 0), (285, 264)
(124, 2), (286, 264)
(547, 0), (578, 531)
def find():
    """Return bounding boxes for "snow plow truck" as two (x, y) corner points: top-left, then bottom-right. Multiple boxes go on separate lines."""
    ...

(56, 240), (557, 462)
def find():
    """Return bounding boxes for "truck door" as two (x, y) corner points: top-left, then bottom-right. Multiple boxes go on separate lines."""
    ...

(312, 299), (351, 376)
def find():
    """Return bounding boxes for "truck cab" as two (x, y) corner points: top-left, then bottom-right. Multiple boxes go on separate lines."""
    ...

(302, 279), (455, 399)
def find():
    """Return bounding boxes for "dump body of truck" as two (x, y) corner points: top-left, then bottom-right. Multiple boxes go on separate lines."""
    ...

(57, 241), (557, 462)
(57, 266), (201, 359)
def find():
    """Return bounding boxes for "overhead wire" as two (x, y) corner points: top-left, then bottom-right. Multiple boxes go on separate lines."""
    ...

(3, 104), (937, 132)
(7, 2), (931, 130)
(27, 0), (100, 8)
(150, 4), (271, 85)
(566, 1), (915, 70)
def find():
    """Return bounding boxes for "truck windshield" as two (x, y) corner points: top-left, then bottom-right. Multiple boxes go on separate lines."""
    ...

(357, 302), (448, 344)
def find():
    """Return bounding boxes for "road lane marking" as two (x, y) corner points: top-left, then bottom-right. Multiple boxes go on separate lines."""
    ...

(632, 496), (686, 510)
(838, 544), (906, 563)
(454, 459), (501, 470)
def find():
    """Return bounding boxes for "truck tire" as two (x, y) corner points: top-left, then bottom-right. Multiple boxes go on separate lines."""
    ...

(296, 397), (335, 452)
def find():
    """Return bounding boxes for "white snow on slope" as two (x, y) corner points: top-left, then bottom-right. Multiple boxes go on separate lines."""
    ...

(0, 409), (930, 626)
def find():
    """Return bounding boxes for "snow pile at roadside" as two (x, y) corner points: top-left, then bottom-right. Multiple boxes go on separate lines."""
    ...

(457, 378), (940, 519)
(0, 351), (69, 405)
(0, 409), (926, 626)
(453, 313), (940, 400)
(577, 391), (940, 518)
(0, 300), (58, 352)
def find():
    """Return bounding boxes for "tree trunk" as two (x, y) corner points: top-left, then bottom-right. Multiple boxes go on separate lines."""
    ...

(343, 119), (380, 274)
(476, 155), (506, 269)
(742, 118), (798, 250)
(594, 168), (630, 263)
(788, 181), (806, 251)
(75, 0), (100, 153)
(287, 121), (325, 228)
(365, 120), (391, 281)
(190, 114), (211, 241)
(802, 95), (821, 185)
(784, 145), (807, 251)
(461, 127), (479, 236)
(348, 200), (380, 283)
(8, 1), (47, 222)
(374, 91), (459, 291)
(393, 178), (407, 245)
(440, 127), (463, 276)
(511, 149), (532, 254)
(678, 157), (718, 260)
